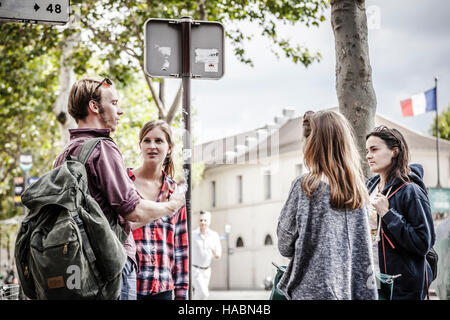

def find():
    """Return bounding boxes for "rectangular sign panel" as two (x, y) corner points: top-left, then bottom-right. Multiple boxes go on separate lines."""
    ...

(191, 21), (224, 79)
(144, 19), (182, 79)
(429, 188), (450, 212)
(0, 0), (69, 25)
(144, 18), (224, 79)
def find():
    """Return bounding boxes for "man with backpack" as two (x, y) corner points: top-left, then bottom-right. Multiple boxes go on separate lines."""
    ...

(16, 77), (185, 300)
(57, 77), (186, 300)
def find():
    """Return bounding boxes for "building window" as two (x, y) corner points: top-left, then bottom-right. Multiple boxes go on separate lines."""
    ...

(264, 234), (273, 246)
(237, 175), (243, 204)
(236, 237), (244, 248)
(211, 181), (216, 208)
(296, 164), (303, 177)
(264, 170), (271, 200)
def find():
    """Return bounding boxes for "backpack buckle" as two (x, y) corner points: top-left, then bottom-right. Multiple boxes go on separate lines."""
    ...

(72, 214), (83, 226)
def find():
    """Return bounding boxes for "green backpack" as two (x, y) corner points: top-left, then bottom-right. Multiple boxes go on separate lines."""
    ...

(15, 137), (127, 300)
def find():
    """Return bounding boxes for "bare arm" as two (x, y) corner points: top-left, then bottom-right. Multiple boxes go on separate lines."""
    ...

(212, 233), (222, 259)
(127, 184), (186, 230)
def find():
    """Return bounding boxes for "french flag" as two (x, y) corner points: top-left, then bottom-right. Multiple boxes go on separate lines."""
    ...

(401, 87), (437, 117)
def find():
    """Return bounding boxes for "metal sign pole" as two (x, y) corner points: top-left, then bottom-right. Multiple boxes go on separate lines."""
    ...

(181, 16), (193, 300)
(23, 170), (28, 215)
(19, 152), (32, 215)
(434, 76), (441, 188)
(144, 17), (224, 299)
(0, 231), (2, 273)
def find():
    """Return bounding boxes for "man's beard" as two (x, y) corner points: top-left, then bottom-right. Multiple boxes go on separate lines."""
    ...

(98, 104), (113, 130)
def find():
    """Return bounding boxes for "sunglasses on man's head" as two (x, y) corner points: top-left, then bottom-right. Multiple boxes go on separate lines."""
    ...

(94, 77), (113, 93)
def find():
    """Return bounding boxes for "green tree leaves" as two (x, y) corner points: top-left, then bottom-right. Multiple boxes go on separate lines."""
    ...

(70, 0), (328, 116)
(1, 1), (329, 219)
(0, 22), (61, 219)
(431, 107), (450, 140)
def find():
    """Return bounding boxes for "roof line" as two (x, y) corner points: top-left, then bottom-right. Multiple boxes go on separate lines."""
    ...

(376, 112), (450, 146)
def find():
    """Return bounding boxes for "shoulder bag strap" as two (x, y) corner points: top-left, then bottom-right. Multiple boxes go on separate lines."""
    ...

(77, 137), (114, 165)
(386, 183), (407, 200)
(381, 182), (408, 273)
(425, 261), (430, 300)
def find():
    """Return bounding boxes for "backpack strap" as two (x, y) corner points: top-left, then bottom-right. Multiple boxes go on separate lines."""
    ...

(76, 137), (113, 165)
(71, 212), (106, 290)
(72, 213), (98, 265)
(72, 137), (114, 296)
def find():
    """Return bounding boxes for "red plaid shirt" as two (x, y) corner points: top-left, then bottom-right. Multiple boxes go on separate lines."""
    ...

(128, 168), (189, 300)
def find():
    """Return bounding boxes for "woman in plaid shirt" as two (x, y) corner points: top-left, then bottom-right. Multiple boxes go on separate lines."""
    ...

(128, 120), (189, 300)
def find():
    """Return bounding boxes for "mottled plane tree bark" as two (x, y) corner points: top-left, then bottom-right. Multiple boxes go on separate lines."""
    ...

(331, 0), (376, 178)
(52, 25), (79, 147)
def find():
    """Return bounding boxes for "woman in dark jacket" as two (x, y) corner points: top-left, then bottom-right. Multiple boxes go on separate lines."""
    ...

(365, 125), (435, 299)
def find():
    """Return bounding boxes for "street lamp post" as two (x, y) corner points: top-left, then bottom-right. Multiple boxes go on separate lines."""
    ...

(19, 152), (33, 215)
(225, 224), (231, 291)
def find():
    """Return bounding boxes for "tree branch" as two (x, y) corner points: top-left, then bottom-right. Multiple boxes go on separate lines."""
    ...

(198, 0), (208, 20)
(129, 9), (144, 49)
(159, 79), (166, 107)
(140, 64), (166, 118)
(81, 20), (140, 60)
(166, 82), (183, 124)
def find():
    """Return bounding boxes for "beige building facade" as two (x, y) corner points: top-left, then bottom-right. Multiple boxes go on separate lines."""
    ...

(191, 109), (450, 290)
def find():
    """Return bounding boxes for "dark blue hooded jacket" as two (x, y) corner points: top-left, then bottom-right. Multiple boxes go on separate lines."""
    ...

(366, 164), (436, 300)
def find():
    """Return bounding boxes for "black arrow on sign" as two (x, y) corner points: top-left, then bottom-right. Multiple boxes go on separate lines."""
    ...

(34, 3), (40, 11)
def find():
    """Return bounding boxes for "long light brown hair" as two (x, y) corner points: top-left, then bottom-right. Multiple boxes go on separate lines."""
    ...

(139, 120), (175, 178)
(302, 110), (369, 210)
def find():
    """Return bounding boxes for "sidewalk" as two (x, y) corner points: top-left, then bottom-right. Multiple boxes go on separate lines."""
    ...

(208, 290), (270, 300)
(207, 289), (440, 300)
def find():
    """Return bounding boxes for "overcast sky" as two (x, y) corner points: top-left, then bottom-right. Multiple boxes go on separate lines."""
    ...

(162, 0), (450, 144)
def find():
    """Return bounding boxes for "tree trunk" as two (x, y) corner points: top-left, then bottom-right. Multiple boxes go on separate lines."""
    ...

(198, 0), (207, 20)
(331, 0), (376, 178)
(52, 27), (78, 148)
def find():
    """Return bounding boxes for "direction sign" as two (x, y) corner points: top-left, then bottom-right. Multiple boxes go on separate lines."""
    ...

(14, 176), (24, 206)
(144, 18), (225, 79)
(28, 176), (39, 185)
(0, 0), (69, 25)
(19, 152), (33, 171)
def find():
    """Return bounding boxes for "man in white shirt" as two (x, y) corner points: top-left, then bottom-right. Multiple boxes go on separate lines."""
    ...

(191, 210), (222, 300)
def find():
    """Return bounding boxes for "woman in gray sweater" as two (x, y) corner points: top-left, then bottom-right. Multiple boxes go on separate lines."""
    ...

(277, 110), (377, 300)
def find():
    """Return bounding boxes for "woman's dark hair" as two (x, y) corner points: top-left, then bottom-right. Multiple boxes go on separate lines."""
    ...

(366, 125), (411, 183)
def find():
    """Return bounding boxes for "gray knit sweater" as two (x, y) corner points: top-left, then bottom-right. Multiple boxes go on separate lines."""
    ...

(277, 177), (378, 300)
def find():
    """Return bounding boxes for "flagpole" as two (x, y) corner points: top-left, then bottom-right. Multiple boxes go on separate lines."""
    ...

(435, 76), (441, 188)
